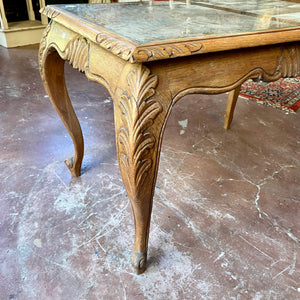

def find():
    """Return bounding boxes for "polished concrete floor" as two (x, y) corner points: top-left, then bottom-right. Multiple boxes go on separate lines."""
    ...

(0, 44), (300, 299)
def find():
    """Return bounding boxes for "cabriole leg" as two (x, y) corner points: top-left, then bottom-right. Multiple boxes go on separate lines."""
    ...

(40, 49), (84, 176)
(113, 64), (172, 274)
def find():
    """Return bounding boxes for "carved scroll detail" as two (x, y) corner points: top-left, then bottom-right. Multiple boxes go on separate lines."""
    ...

(131, 42), (204, 62)
(118, 66), (162, 198)
(277, 46), (300, 78)
(95, 32), (134, 61)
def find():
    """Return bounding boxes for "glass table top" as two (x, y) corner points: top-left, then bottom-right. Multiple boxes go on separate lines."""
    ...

(51, 0), (300, 45)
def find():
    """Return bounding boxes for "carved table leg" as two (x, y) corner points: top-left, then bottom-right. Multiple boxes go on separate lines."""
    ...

(224, 85), (241, 130)
(39, 48), (84, 177)
(113, 64), (172, 274)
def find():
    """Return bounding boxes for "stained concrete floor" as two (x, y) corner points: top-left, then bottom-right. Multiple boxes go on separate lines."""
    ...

(0, 44), (300, 299)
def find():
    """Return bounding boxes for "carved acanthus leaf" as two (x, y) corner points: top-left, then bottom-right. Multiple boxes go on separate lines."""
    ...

(131, 42), (204, 62)
(118, 66), (162, 196)
(63, 37), (89, 72)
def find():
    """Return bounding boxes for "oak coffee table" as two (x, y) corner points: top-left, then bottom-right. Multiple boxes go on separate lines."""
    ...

(39, 0), (300, 274)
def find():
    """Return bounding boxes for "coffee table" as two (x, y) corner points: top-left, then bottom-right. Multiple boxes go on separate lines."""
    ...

(39, 0), (300, 274)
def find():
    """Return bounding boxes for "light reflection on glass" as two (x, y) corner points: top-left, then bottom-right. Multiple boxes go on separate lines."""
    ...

(56, 1), (300, 44)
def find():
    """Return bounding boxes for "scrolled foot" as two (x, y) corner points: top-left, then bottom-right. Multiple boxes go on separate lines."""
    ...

(64, 157), (81, 177)
(130, 251), (147, 275)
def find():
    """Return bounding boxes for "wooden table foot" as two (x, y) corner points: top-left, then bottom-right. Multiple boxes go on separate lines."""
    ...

(65, 157), (81, 177)
(130, 251), (147, 274)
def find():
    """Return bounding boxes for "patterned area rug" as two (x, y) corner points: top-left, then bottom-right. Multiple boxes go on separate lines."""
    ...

(240, 77), (300, 113)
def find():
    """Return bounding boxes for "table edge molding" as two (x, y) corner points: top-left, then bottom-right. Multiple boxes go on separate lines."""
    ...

(41, 6), (300, 64)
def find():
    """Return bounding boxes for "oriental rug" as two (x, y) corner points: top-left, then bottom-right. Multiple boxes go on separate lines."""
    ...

(240, 77), (300, 113)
